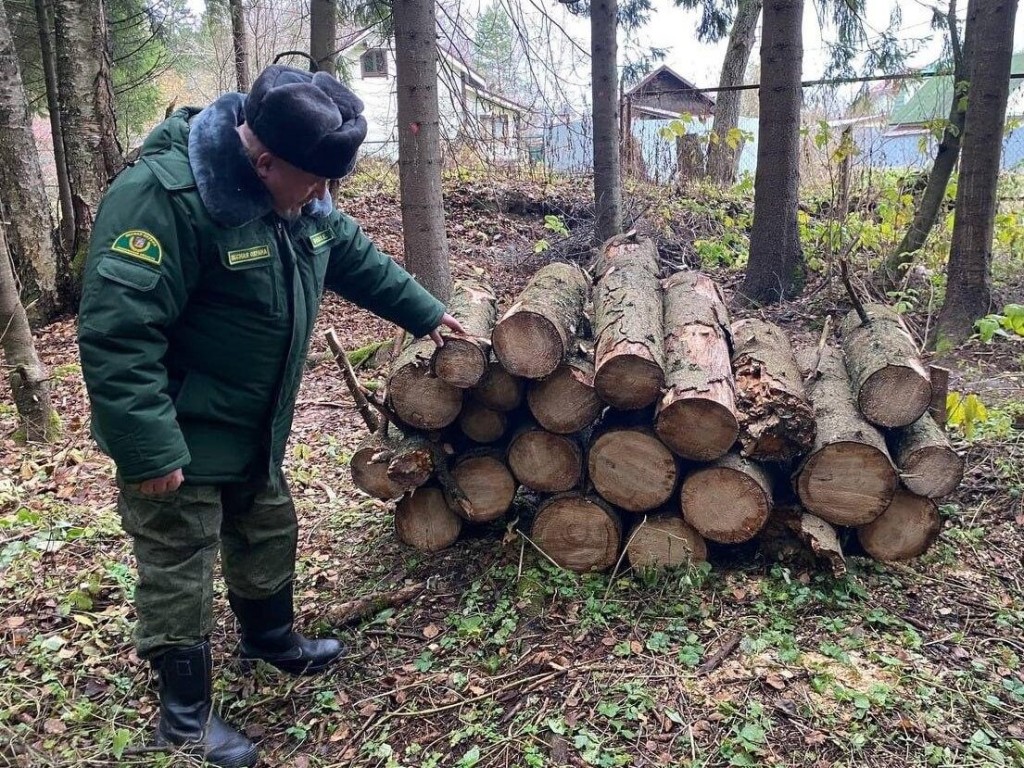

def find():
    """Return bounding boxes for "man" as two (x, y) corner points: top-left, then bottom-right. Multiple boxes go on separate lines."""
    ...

(78, 65), (462, 767)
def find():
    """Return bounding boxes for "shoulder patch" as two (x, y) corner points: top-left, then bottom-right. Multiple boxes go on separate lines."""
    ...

(111, 230), (163, 266)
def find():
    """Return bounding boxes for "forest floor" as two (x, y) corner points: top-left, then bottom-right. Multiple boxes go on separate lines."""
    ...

(1, 167), (1023, 768)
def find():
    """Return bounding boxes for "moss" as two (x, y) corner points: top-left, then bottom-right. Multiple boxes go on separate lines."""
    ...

(347, 340), (388, 369)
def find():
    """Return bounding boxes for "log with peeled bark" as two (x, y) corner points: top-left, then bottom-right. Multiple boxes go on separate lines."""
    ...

(531, 493), (622, 573)
(680, 453), (773, 543)
(840, 303), (932, 428)
(731, 319), (815, 462)
(387, 337), (463, 430)
(592, 236), (665, 409)
(394, 486), (462, 552)
(447, 451), (517, 523)
(432, 279), (497, 388)
(625, 513), (707, 568)
(526, 356), (603, 434)
(587, 425), (678, 512)
(887, 413), (964, 498)
(473, 357), (523, 412)
(492, 262), (588, 379)
(857, 488), (941, 561)
(655, 271), (738, 461)
(350, 427), (431, 500)
(507, 425), (584, 493)
(458, 400), (508, 444)
(794, 345), (898, 526)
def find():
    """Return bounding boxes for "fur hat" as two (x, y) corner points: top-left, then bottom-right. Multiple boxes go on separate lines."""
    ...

(244, 64), (368, 179)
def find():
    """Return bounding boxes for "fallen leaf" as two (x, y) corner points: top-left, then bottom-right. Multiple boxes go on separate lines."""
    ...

(804, 730), (827, 746)
(422, 624), (440, 639)
(765, 673), (787, 691)
(5, 616), (25, 630)
(43, 719), (66, 735)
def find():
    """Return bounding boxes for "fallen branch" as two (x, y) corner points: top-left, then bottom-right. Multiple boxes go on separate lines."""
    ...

(839, 254), (868, 326)
(326, 582), (427, 626)
(326, 328), (379, 433)
(698, 632), (742, 676)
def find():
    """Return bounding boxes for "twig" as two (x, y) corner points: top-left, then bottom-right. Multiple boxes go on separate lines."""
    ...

(387, 668), (567, 718)
(839, 256), (869, 326)
(326, 582), (427, 626)
(325, 328), (379, 433)
(806, 315), (832, 382)
(698, 632), (742, 676)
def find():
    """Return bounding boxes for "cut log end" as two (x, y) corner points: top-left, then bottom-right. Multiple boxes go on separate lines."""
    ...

(474, 361), (523, 412)
(594, 355), (664, 410)
(458, 401), (508, 444)
(857, 489), (941, 561)
(859, 365), (932, 427)
(433, 339), (489, 388)
(681, 462), (771, 544)
(388, 366), (463, 430)
(532, 494), (621, 573)
(527, 362), (603, 434)
(507, 428), (583, 493)
(588, 428), (678, 512)
(655, 400), (738, 461)
(796, 441), (897, 526)
(492, 313), (564, 379)
(394, 487), (462, 552)
(351, 449), (405, 500)
(626, 515), (707, 568)
(451, 455), (517, 523)
(900, 445), (965, 498)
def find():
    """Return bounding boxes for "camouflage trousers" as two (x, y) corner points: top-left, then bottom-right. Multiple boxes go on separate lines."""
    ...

(116, 472), (297, 660)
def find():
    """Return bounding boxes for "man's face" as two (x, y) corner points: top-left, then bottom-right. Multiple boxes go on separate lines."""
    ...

(253, 152), (330, 219)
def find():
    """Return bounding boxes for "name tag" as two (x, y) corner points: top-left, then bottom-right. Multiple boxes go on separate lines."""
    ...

(309, 230), (335, 249)
(227, 245), (271, 266)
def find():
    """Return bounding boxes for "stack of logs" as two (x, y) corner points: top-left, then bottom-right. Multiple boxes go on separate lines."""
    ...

(346, 236), (964, 575)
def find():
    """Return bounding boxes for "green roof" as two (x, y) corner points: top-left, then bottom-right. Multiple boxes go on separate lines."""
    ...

(888, 51), (1024, 126)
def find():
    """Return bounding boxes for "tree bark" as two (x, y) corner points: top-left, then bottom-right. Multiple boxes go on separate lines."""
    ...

(395, 486), (462, 552)
(492, 262), (588, 379)
(532, 492), (622, 573)
(0, 221), (56, 443)
(705, 0), (762, 185)
(887, 413), (964, 498)
(625, 514), (707, 569)
(936, 0), (1019, 343)
(590, 0), (621, 243)
(760, 506), (846, 578)
(507, 425), (583, 493)
(588, 425), (678, 513)
(310, 0), (337, 76)
(350, 426), (433, 500)
(388, 337), (463, 430)
(472, 356), (523, 412)
(448, 450), (517, 523)
(228, 0), (251, 91)
(394, 0), (452, 302)
(526, 356), (603, 434)
(857, 488), (941, 562)
(655, 271), (738, 460)
(794, 345), (898, 526)
(739, 0), (804, 304)
(431, 279), (496, 388)
(840, 304), (932, 428)
(680, 453), (773, 543)
(0, 1), (60, 322)
(731, 318), (815, 461)
(592, 236), (665, 409)
(458, 400), (508, 443)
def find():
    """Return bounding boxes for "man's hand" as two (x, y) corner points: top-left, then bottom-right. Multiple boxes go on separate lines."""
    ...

(139, 468), (185, 495)
(429, 312), (466, 347)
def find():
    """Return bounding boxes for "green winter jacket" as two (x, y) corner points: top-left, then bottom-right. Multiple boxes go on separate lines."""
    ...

(78, 95), (445, 485)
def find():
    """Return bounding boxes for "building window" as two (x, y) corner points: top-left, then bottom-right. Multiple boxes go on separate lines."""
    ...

(482, 114), (509, 142)
(361, 49), (387, 78)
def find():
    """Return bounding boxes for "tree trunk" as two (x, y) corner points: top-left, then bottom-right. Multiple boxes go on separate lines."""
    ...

(387, 337), (463, 430)
(885, 0), (971, 281)
(394, 0), (452, 302)
(448, 450), (517, 523)
(731, 318), (815, 461)
(705, 0), (761, 186)
(840, 304), (932, 427)
(739, 0), (804, 304)
(0, 221), (56, 443)
(935, 0), (1018, 344)
(507, 425), (584, 493)
(625, 514), (707, 569)
(857, 488), (941, 562)
(592, 236), (665, 409)
(53, 0), (122, 296)
(888, 414), (964, 498)
(395, 486), (462, 552)
(35, 0), (74, 259)
(590, 0), (621, 243)
(680, 453), (773, 543)
(655, 271), (738, 460)
(492, 262), (588, 379)
(532, 493), (622, 573)
(0, 1), (60, 323)
(794, 345), (898, 526)
(526, 356), (603, 434)
(228, 0), (251, 91)
(431, 279), (496, 388)
(458, 400), (508, 443)
(588, 425), (678, 513)
(310, 0), (337, 76)
(472, 356), (523, 412)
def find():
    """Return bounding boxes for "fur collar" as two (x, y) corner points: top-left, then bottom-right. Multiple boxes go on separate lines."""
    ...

(188, 92), (334, 228)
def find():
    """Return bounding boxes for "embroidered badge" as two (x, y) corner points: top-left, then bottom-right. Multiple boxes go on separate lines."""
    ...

(226, 245), (272, 266)
(111, 230), (163, 266)
(309, 230), (335, 249)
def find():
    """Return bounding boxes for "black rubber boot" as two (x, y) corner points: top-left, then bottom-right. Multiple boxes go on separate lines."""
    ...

(153, 641), (258, 768)
(228, 583), (344, 676)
